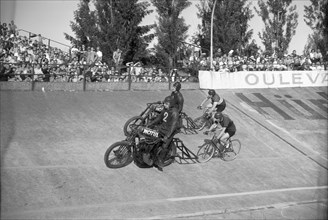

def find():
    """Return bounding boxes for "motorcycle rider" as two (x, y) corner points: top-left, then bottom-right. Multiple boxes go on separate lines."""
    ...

(143, 95), (179, 170)
(171, 81), (184, 113)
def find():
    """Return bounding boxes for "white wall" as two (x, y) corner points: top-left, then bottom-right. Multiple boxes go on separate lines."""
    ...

(199, 70), (328, 89)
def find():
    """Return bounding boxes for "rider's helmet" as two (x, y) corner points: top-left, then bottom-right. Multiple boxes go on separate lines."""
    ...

(173, 81), (181, 91)
(214, 112), (224, 121)
(163, 95), (174, 107)
(208, 89), (216, 96)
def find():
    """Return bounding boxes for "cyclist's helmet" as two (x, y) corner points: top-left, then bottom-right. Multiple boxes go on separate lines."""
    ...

(214, 112), (224, 121)
(173, 81), (181, 91)
(208, 89), (216, 96)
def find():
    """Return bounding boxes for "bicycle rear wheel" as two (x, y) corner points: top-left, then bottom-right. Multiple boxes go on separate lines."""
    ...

(196, 142), (215, 163)
(222, 139), (241, 161)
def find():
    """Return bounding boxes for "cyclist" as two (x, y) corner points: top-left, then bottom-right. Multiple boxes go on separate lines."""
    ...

(143, 95), (179, 170)
(204, 112), (236, 149)
(171, 81), (184, 113)
(197, 89), (226, 115)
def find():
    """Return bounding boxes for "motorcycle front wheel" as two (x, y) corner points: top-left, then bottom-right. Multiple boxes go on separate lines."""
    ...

(104, 141), (133, 168)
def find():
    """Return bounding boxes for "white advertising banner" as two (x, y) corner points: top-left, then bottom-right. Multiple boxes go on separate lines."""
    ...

(199, 70), (328, 89)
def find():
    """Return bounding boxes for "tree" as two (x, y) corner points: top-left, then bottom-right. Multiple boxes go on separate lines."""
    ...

(195, 0), (254, 56)
(64, 0), (155, 65)
(151, 0), (191, 72)
(254, 0), (298, 57)
(304, 0), (328, 60)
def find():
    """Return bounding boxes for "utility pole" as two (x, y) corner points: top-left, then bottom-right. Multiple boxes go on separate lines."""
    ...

(210, 0), (218, 70)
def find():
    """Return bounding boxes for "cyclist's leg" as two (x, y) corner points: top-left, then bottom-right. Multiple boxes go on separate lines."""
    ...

(222, 130), (236, 148)
(206, 103), (213, 109)
(220, 132), (230, 147)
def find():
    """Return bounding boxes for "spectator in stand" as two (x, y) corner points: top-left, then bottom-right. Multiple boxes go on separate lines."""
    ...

(214, 48), (223, 58)
(40, 53), (49, 65)
(1, 23), (8, 36)
(314, 49), (323, 64)
(291, 50), (298, 58)
(96, 46), (103, 63)
(292, 55), (302, 70)
(70, 45), (79, 59)
(86, 46), (97, 66)
(9, 20), (17, 36)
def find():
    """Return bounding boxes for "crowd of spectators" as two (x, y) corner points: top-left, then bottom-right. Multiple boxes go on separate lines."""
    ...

(0, 21), (326, 83)
(0, 22), (187, 83)
(188, 47), (326, 72)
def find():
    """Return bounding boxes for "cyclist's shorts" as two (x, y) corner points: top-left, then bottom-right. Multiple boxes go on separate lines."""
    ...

(226, 129), (236, 137)
(216, 100), (226, 112)
(226, 122), (236, 137)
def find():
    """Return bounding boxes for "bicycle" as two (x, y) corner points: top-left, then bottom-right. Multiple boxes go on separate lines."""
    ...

(197, 131), (241, 163)
(193, 106), (213, 131)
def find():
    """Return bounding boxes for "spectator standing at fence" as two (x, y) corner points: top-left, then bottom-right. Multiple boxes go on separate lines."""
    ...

(113, 48), (122, 72)
(0, 63), (10, 81)
(33, 63), (43, 81)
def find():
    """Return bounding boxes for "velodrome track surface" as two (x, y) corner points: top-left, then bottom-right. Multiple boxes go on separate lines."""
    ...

(1, 87), (327, 219)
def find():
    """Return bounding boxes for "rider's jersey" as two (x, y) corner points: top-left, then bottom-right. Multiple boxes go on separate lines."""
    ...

(218, 114), (236, 133)
(209, 94), (224, 105)
(171, 91), (184, 113)
(151, 107), (179, 138)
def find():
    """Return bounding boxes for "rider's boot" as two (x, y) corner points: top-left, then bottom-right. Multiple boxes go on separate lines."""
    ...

(156, 148), (168, 171)
(143, 153), (153, 166)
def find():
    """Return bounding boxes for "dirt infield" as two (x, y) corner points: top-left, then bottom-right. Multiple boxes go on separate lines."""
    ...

(1, 87), (327, 219)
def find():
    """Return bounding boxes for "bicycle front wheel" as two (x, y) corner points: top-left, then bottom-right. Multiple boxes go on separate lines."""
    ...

(193, 116), (207, 131)
(222, 139), (241, 161)
(197, 142), (215, 163)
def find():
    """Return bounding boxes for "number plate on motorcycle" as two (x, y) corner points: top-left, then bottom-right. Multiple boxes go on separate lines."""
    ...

(142, 128), (159, 138)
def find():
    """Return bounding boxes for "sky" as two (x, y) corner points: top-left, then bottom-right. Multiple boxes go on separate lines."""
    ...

(0, 0), (312, 54)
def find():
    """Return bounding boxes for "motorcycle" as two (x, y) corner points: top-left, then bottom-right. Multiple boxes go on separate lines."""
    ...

(123, 101), (164, 136)
(104, 124), (177, 169)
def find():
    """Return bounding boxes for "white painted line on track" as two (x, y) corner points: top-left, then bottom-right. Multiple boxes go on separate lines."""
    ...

(143, 199), (327, 220)
(167, 186), (328, 202)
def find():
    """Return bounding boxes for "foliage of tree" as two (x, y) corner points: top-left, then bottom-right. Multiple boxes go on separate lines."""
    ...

(254, 0), (298, 57)
(304, 0), (328, 60)
(195, 0), (254, 56)
(64, 0), (155, 65)
(151, 0), (191, 71)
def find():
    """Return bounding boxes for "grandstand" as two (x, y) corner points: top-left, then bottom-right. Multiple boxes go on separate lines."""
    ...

(0, 21), (326, 88)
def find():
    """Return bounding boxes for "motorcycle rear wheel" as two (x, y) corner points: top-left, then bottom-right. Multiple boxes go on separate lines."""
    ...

(123, 116), (146, 136)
